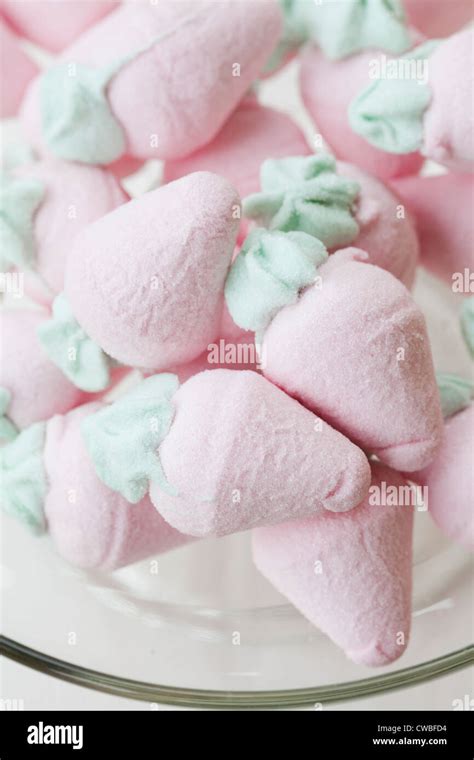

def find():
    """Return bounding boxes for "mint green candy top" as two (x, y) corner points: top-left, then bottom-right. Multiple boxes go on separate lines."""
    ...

(437, 372), (474, 419)
(0, 173), (44, 272)
(266, 0), (410, 70)
(0, 422), (47, 534)
(0, 387), (19, 441)
(348, 41), (440, 154)
(40, 61), (127, 165)
(243, 153), (360, 249)
(225, 228), (328, 332)
(264, 0), (308, 73)
(38, 294), (111, 393)
(306, 0), (410, 60)
(460, 297), (474, 358)
(81, 374), (180, 504)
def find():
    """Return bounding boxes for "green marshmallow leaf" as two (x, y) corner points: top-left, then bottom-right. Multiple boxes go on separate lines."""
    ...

(243, 153), (360, 249)
(264, 0), (309, 74)
(0, 173), (44, 272)
(0, 387), (19, 442)
(436, 372), (473, 419)
(81, 374), (180, 504)
(267, 0), (410, 68)
(460, 296), (474, 358)
(308, 0), (410, 60)
(40, 62), (127, 165)
(0, 422), (47, 534)
(38, 294), (111, 393)
(225, 228), (328, 332)
(348, 41), (440, 154)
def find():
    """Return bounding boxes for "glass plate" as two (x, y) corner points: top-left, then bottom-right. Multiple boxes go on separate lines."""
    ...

(1, 428), (473, 709)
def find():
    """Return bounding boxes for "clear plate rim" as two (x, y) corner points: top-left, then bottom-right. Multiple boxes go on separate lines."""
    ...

(1, 636), (472, 710)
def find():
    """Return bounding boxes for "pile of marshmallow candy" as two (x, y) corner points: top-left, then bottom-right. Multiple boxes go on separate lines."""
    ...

(1, 0), (473, 668)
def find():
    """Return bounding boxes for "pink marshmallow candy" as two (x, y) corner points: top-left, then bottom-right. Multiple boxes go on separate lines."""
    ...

(0, 309), (84, 435)
(422, 29), (474, 172)
(337, 160), (419, 287)
(63, 171), (240, 370)
(392, 173), (474, 286)
(403, 0), (473, 38)
(20, 0), (282, 165)
(8, 159), (127, 306)
(253, 462), (414, 667)
(300, 45), (424, 182)
(0, 16), (38, 118)
(413, 405), (474, 551)
(1, 0), (119, 53)
(152, 369), (371, 537)
(257, 249), (443, 471)
(43, 403), (192, 570)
